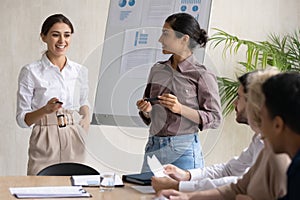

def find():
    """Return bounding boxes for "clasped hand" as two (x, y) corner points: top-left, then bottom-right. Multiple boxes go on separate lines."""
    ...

(43, 97), (63, 114)
(136, 93), (182, 114)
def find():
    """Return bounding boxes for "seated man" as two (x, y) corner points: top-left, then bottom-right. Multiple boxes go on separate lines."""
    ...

(152, 71), (264, 192)
(261, 72), (300, 200)
(156, 68), (290, 199)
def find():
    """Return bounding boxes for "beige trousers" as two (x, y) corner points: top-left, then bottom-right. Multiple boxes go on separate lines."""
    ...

(27, 110), (87, 175)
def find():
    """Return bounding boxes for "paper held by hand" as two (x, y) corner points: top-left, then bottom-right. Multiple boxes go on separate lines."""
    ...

(147, 155), (169, 178)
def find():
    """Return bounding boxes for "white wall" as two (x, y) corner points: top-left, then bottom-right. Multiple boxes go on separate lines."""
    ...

(0, 0), (299, 175)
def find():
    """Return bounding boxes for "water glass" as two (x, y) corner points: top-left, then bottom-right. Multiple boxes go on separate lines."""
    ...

(99, 172), (115, 192)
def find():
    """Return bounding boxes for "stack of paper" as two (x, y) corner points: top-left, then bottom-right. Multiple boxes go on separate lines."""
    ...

(9, 186), (91, 198)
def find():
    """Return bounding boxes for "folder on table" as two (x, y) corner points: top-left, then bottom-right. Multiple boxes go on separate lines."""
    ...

(122, 172), (154, 186)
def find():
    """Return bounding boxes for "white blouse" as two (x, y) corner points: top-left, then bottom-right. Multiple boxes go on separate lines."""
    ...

(16, 54), (89, 128)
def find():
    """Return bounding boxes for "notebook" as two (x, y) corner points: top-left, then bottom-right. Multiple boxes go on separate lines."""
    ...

(122, 172), (154, 185)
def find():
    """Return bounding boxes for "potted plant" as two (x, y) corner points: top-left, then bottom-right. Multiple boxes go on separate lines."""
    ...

(209, 28), (300, 116)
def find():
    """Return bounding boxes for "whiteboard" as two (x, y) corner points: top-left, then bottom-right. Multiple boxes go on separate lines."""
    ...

(92, 0), (212, 127)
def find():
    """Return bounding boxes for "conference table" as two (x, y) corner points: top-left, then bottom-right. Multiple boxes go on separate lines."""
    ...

(0, 176), (155, 199)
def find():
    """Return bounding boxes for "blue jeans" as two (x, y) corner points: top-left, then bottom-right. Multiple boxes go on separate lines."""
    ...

(141, 133), (204, 173)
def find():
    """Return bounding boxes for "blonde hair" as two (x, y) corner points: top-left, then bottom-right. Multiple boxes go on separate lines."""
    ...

(247, 67), (280, 129)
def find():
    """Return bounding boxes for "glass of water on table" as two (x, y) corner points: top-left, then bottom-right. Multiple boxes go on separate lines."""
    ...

(100, 172), (115, 192)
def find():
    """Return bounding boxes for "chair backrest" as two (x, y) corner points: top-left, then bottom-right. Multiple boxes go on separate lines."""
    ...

(37, 162), (99, 176)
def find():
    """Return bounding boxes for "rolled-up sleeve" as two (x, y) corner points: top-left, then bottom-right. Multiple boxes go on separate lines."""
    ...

(16, 67), (33, 128)
(138, 71), (153, 126)
(79, 66), (90, 108)
(179, 164), (238, 191)
(197, 71), (222, 130)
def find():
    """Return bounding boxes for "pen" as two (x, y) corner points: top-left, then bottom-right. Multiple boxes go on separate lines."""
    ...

(144, 97), (160, 102)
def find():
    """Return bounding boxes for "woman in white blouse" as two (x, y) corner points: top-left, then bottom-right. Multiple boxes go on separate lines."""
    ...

(16, 14), (90, 175)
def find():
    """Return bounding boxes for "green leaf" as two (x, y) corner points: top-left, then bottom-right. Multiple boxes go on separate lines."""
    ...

(210, 28), (300, 116)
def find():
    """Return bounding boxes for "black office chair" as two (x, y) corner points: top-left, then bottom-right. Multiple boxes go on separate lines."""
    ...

(37, 162), (100, 176)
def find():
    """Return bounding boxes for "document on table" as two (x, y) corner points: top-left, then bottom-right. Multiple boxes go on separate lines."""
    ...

(9, 186), (91, 198)
(131, 185), (155, 194)
(71, 175), (124, 187)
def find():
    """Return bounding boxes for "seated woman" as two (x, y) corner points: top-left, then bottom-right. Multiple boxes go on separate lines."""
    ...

(157, 68), (291, 200)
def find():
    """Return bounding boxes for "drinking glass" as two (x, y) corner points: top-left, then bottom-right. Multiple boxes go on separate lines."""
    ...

(99, 172), (115, 192)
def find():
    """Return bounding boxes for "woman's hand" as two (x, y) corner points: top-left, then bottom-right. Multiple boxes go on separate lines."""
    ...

(159, 93), (201, 124)
(136, 99), (152, 113)
(158, 94), (182, 114)
(24, 97), (62, 126)
(43, 97), (62, 114)
(79, 105), (90, 133)
(79, 115), (90, 133)
(163, 164), (191, 181)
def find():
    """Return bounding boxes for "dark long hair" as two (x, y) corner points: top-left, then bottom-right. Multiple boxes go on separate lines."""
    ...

(165, 12), (208, 49)
(40, 14), (74, 36)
